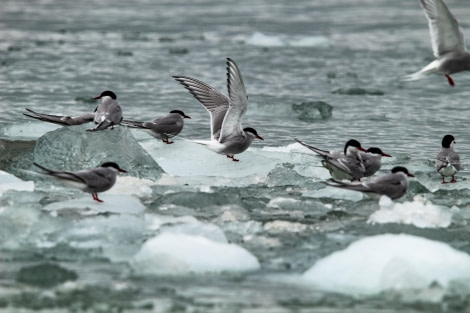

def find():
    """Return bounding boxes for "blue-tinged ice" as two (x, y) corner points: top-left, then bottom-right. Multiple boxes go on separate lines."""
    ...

(0, 170), (34, 196)
(245, 32), (331, 48)
(33, 124), (163, 180)
(368, 195), (453, 228)
(130, 233), (260, 276)
(303, 234), (470, 295)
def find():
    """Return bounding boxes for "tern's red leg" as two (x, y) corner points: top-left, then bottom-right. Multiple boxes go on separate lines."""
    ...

(441, 177), (448, 184)
(92, 193), (104, 202)
(162, 138), (174, 144)
(451, 175), (457, 183)
(227, 155), (239, 162)
(445, 74), (455, 86)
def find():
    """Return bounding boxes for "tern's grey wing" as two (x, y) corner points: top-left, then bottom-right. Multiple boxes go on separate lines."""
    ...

(435, 150), (449, 171)
(34, 162), (88, 185)
(121, 119), (147, 129)
(219, 58), (247, 143)
(92, 99), (123, 130)
(144, 114), (184, 136)
(24, 109), (94, 126)
(173, 75), (229, 140)
(73, 168), (115, 192)
(360, 152), (382, 177)
(419, 0), (466, 56)
(295, 138), (331, 157)
(364, 173), (408, 199)
(448, 151), (461, 170)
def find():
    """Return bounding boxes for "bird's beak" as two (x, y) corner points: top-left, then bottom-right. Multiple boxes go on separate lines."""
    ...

(184, 115), (191, 119)
(256, 135), (264, 140)
(382, 153), (392, 157)
(407, 173), (415, 177)
(119, 169), (127, 173)
(93, 95), (102, 100)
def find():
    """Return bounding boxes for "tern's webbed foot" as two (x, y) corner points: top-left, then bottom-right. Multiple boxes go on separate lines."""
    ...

(445, 74), (455, 86)
(227, 155), (239, 162)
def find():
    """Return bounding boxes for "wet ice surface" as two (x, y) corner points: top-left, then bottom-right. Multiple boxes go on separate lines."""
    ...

(3, 0), (470, 311)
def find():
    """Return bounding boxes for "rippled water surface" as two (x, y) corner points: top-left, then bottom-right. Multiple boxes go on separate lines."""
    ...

(2, 0), (470, 312)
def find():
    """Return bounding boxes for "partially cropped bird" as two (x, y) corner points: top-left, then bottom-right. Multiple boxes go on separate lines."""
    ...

(295, 138), (367, 181)
(360, 147), (392, 177)
(435, 134), (461, 183)
(34, 162), (127, 202)
(324, 166), (414, 200)
(402, 0), (470, 86)
(173, 58), (263, 162)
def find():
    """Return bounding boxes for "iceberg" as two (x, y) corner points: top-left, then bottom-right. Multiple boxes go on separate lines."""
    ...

(303, 234), (470, 295)
(33, 124), (163, 180)
(0, 170), (34, 196)
(368, 195), (452, 228)
(130, 233), (260, 275)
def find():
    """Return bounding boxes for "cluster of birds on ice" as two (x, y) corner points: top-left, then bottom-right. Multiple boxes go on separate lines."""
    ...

(23, 0), (465, 202)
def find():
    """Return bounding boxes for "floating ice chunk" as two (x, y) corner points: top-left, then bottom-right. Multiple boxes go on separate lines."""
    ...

(108, 176), (156, 198)
(368, 195), (452, 228)
(0, 122), (60, 140)
(306, 185), (364, 201)
(33, 124), (163, 180)
(130, 233), (260, 275)
(245, 32), (331, 48)
(146, 214), (228, 243)
(42, 194), (145, 216)
(138, 139), (282, 186)
(0, 170), (34, 196)
(246, 32), (284, 47)
(303, 234), (470, 295)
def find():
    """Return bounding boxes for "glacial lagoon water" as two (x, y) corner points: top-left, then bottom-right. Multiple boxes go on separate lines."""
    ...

(2, 0), (470, 312)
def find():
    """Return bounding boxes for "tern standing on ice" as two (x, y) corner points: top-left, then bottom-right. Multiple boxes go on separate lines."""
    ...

(403, 0), (470, 86)
(360, 147), (392, 177)
(295, 138), (367, 181)
(34, 162), (127, 202)
(23, 90), (122, 131)
(324, 166), (414, 200)
(173, 58), (263, 162)
(122, 110), (191, 144)
(435, 134), (460, 183)
(88, 90), (123, 131)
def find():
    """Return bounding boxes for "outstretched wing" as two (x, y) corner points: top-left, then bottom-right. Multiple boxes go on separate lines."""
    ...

(218, 58), (247, 143)
(173, 75), (229, 141)
(24, 108), (94, 126)
(419, 0), (466, 56)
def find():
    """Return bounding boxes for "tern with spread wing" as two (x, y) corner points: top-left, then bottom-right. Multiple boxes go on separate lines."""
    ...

(435, 134), (460, 183)
(324, 166), (414, 200)
(23, 90), (122, 131)
(402, 0), (470, 86)
(173, 58), (263, 162)
(122, 110), (191, 144)
(295, 138), (367, 181)
(34, 161), (127, 202)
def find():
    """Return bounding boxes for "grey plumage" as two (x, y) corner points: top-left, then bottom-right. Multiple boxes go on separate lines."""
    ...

(122, 110), (190, 144)
(173, 58), (263, 161)
(295, 138), (366, 181)
(324, 166), (414, 200)
(435, 134), (461, 183)
(402, 0), (470, 86)
(34, 161), (127, 202)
